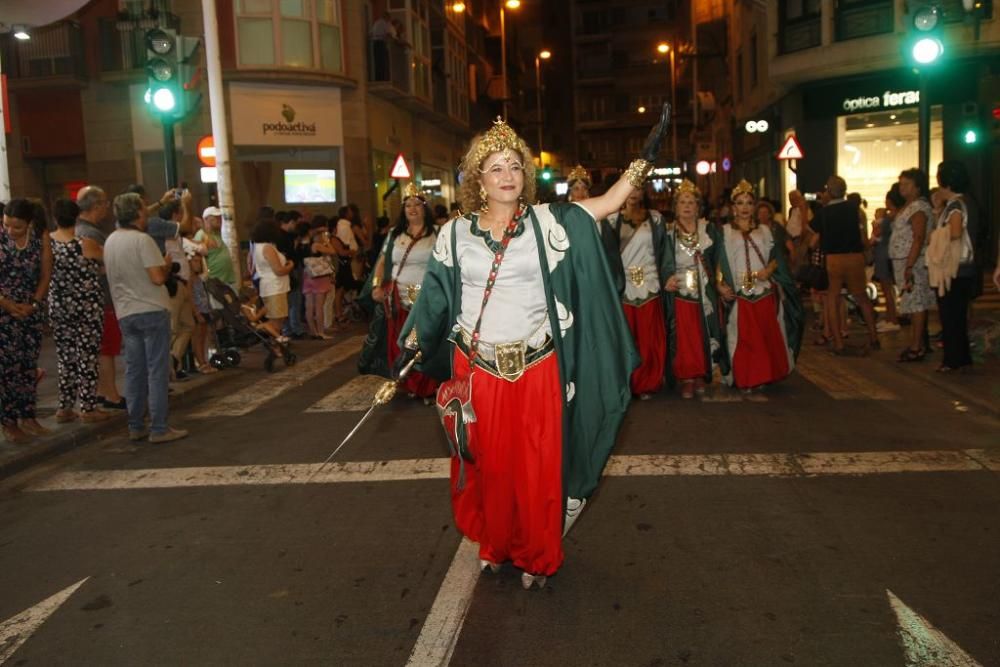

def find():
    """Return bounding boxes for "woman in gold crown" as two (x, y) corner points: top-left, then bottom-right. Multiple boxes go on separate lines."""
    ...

(660, 178), (728, 399)
(717, 180), (802, 390)
(397, 106), (670, 588)
(566, 165), (592, 203)
(357, 182), (439, 400)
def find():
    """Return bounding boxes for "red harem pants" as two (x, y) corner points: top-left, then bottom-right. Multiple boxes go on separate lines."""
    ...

(623, 298), (666, 395)
(672, 297), (708, 381)
(732, 292), (790, 388)
(385, 288), (438, 398)
(449, 348), (565, 576)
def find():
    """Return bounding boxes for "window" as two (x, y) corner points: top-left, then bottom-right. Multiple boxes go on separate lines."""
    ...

(779, 0), (821, 53)
(750, 32), (758, 88)
(235, 0), (343, 73)
(735, 51), (743, 101)
(445, 28), (468, 123)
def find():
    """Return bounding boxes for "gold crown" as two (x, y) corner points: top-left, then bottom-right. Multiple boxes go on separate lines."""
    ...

(465, 117), (530, 171)
(566, 165), (591, 187)
(675, 179), (701, 199)
(730, 179), (755, 201)
(402, 181), (425, 201)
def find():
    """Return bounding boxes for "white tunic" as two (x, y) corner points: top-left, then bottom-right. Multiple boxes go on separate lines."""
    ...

(391, 232), (435, 308)
(671, 219), (714, 310)
(454, 214), (550, 347)
(610, 211), (661, 303)
(722, 224), (774, 297)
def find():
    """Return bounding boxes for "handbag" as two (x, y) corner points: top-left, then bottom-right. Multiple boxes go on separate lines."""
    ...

(303, 256), (334, 278)
(434, 215), (521, 487)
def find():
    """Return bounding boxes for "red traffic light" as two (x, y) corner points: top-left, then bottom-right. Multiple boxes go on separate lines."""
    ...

(992, 105), (1000, 121)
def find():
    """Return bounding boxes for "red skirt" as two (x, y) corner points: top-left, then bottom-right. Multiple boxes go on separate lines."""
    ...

(732, 292), (790, 388)
(673, 297), (707, 381)
(623, 298), (666, 394)
(385, 287), (438, 398)
(449, 348), (565, 576)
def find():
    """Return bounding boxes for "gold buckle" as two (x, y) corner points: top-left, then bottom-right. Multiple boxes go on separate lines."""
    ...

(627, 266), (645, 287)
(406, 283), (421, 304)
(494, 340), (527, 382)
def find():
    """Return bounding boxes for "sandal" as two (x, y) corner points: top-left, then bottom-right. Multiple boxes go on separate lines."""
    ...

(897, 348), (925, 362)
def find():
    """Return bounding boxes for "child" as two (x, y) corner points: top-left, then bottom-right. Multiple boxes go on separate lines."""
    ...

(239, 285), (287, 342)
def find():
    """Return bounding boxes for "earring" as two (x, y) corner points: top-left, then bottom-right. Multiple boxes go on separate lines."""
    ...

(479, 184), (489, 213)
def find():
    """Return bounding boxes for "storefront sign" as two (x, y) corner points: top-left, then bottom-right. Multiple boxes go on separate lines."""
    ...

(842, 90), (920, 113)
(230, 83), (343, 147)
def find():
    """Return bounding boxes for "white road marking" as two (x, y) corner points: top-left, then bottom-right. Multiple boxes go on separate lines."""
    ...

(189, 336), (365, 417)
(306, 374), (391, 412)
(405, 538), (480, 667)
(795, 353), (898, 400)
(0, 578), (89, 665)
(28, 449), (1000, 492)
(887, 589), (983, 666)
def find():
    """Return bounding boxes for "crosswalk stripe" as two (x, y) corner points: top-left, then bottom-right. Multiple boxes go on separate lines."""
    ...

(795, 352), (898, 400)
(189, 335), (365, 417)
(306, 374), (391, 412)
(27, 449), (999, 492)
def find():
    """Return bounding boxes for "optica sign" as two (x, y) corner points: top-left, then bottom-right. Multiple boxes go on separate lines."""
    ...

(842, 90), (920, 113)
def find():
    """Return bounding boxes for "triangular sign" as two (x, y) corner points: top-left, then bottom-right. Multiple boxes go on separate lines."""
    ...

(390, 154), (411, 179)
(776, 135), (804, 161)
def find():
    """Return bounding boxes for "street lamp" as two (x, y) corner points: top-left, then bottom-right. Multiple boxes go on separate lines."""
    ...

(535, 49), (551, 161)
(655, 41), (677, 163)
(500, 0), (521, 119)
(451, 2), (466, 12)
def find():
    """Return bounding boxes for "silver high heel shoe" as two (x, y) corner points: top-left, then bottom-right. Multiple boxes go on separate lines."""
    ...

(480, 559), (500, 574)
(520, 572), (547, 590)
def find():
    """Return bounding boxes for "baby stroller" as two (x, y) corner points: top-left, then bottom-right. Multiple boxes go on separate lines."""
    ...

(203, 278), (297, 373)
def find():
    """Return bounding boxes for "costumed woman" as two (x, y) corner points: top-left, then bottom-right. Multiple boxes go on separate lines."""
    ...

(604, 191), (667, 399)
(358, 182), (439, 401)
(566, 165), (592, 203)
(660, 179), (727, 399)
(398, 107), (671, 588)
(718, 179), (803, 391)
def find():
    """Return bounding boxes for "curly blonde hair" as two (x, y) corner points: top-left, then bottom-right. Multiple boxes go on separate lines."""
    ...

(457, 133), (537, 214)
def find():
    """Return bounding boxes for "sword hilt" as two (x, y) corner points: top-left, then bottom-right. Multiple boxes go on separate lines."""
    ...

(375, 352), (423, 406)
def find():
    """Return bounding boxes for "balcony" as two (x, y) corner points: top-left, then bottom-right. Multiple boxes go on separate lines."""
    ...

(835, 0), (893, 42)
(98, 13), (180, 81)
(780, 14), (821, 54)
(368, 38), (432, 115)
(2, 22), (86, 89)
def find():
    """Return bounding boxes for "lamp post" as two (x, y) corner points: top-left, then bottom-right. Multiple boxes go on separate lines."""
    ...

(500, 0), (520, 120)
(656, 42), (677, 163)
(535, 49), (551, 161)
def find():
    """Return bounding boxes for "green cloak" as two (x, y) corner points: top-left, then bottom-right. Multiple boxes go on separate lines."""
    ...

(400, 202), (639, 501)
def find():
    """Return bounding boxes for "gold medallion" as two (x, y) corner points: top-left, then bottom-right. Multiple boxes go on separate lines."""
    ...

(494, 341), (527, 382)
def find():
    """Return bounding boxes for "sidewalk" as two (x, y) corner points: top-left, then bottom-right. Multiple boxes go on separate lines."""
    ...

(0, 330), (359, 480)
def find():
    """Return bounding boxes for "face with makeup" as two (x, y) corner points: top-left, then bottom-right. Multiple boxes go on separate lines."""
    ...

(732, 193), (755, 224)
(404, 196), (425, 225)
(569, 180), (590, 202)
(479, 150), (525, 207)
(675, 192), (699, 225)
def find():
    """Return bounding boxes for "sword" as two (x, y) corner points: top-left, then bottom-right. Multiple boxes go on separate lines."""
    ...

(309, 353), (422, 480)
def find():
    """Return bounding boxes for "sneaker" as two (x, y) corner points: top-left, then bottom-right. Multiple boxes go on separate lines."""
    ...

(876, 321), (901, 332)
(128, 429), (149, 441)
(100, 397), (127, 410)
(149, 427), (189, 444)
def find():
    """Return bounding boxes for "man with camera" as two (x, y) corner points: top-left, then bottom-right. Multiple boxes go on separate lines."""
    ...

(105, 192), (188, 444)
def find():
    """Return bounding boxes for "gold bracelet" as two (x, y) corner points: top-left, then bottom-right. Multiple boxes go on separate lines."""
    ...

(624, 159), (652, 189)
(404, 328), (419, 350)
(371, 274), (381, 288)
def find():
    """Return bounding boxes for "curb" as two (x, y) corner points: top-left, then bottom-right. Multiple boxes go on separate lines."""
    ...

(886, 356), (1000, 417)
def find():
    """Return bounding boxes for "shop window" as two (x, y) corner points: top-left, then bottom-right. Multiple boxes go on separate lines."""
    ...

(835, 0), (893, 42)
(779, 0), (821, 54)
(235, 0), (343, 73)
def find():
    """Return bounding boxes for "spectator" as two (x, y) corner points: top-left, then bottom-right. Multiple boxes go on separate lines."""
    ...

(250, 219), (293, 343)
(872, 184), (905, 332)
(49, 199), (110, 423)
(195, 207), (239, 292)
(303, 216), (337, 339)
(786, 190), (812, 276)
(186, 229), (217, 374)
(158, 199), (195, 380)
(76, 185), (126, 410)
(755, 199), (789, 261)
(126, 184), (194, 253)
(932, 160), (976, 372)
(333, 206), (360, 324)
(370, 12), (396, 81)
(809, 175), (879, 354)
(105, 193), (187, 443)
(892, 169), (935, 361)
(0, 199), (53, 443)
(277, 211), (306, 339)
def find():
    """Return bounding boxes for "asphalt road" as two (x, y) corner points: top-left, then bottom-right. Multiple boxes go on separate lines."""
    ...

(1, 333), (998, 666)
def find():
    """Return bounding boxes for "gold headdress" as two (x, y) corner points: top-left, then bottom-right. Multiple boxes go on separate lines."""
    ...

(675, 179), (701, 199)
(465, 117), (531, 171)
(566, 165), (591, 187)
(402, 181), (425, 201)
(730, 179), (755, 202)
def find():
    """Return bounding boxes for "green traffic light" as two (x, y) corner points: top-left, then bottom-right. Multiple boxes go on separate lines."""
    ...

(911, 36), (943, 64)
(541, 170), (552, 181)
(152, 88), (177, 112)
(963, 129), (978, 144)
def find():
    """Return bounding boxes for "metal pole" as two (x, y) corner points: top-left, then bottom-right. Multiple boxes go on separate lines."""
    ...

(918, 71), (930, 175)
(0, 54), (11, 201)
(670, 47), (677, 162)
(535, 55), (543, 160)
(202, 0), (240, 281)
(500, 7), (507, 120)
(162, 119), (177, 187)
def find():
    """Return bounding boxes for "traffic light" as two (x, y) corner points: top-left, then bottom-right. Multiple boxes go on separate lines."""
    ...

(960, 102), (980, 145)
(905, 4), (944, 67)
(144, 28), (202, 121)
(540, 166), (552, 181)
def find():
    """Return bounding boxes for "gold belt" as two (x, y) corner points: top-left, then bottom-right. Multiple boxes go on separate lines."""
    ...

(455, 330), (554, 383)
(627, 265), (645, 287)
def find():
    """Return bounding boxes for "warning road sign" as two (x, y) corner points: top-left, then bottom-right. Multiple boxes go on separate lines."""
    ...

(390, 154), (411, 179)
(777, 135), (804, 161)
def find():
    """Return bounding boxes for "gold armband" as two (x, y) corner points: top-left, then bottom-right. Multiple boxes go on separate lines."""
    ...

(404, 328), (420, 350)
(624, 159), (652, 189)
(371, 274), (381, 289)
